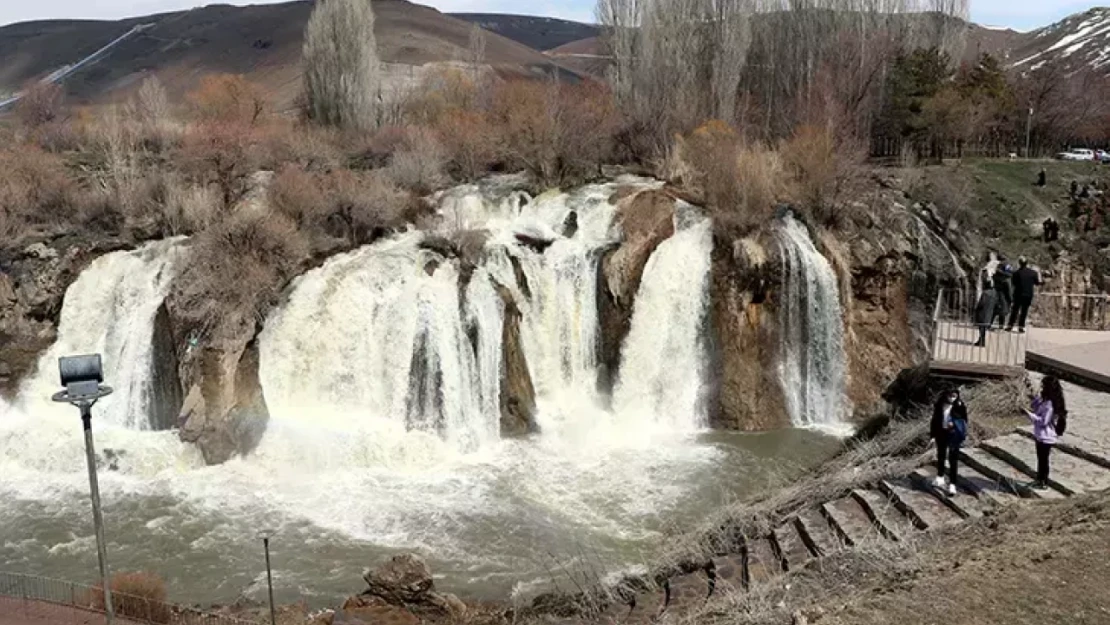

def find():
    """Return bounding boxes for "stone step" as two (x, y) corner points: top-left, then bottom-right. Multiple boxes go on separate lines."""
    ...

(959, 447), (1063, 499)
(878, 477), (962, 530)
(744, 536), (781, 585)
(821, 496), (881, 546)
(621, 588), (665, 625)
(851, 488), (917, 542)
(794, 508), (840, 557)
(951, 462), (1023, 508)
(709, 553), (745, 595)
(982, 433), (1110, 495)
(662, 569), (710, 615)
(1014, 427), (1110, 471)
(908, 467), (986, 520)
(771, 520), (814, 572)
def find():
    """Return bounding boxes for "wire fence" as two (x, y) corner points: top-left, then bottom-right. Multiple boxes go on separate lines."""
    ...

(0, 571), (261, 625)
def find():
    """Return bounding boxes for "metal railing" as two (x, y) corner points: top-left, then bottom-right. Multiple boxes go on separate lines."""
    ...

(929, 289), (1110, 370)
(0, 571), (262, 625)
(1027, 292), (1110, 331)
(930, 288), (1027, 370)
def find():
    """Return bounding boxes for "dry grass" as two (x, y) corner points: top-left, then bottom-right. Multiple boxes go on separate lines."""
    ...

(86, 571), (171, 623)
(388, 126), (448, 193)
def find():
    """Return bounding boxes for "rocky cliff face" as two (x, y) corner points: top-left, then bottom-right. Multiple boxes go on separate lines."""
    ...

(176, 338), (269, 465)
(495, 284), (538, 437)
(707, 233), (789, 430)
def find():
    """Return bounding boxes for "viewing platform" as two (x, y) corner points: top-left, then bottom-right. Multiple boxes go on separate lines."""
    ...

(929, 291), (1110, 384)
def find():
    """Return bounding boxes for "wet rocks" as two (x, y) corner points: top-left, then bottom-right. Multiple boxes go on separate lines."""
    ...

(707, 230), (790, 430)
(344, 554), (471, 624)
(496, 284), (538, 437)
(177, 339), (269, 465)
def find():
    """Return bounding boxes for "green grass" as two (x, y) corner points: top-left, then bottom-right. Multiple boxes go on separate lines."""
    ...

(911, 158), (1107, 270)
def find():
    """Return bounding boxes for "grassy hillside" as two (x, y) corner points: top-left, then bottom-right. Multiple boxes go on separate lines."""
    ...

(0, 0), (576, 111)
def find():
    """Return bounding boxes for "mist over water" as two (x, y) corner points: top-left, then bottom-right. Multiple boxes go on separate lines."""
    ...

(0, 181), (842, 607)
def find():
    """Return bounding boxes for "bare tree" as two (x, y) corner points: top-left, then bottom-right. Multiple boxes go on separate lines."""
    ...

(303, 0), (381, 130)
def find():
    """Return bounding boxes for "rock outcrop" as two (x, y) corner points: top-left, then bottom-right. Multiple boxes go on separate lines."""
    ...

(148, 303), (183, 431)
(707, 232), (789, 430)
(177, 339), (269, 465)
(495, 284), (537, 437)
(596, 187), (676, 392)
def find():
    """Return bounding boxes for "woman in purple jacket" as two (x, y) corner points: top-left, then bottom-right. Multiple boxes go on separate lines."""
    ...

(1025, 376), (1068, 489)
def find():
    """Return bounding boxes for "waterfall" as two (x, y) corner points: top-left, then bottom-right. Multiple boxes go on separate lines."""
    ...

(256, 233), (501, 461)
(612, 206), (712, 430)
(17, 239), (183, 430)
(775, 215), (848, 429)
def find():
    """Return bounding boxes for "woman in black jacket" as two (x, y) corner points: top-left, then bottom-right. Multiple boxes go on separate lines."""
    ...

(931, 387), (969, 496)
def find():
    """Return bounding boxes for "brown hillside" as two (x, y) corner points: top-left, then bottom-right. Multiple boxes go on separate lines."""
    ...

(0, 0), (577, 111)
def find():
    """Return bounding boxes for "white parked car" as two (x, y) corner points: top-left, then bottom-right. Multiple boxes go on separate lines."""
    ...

(1057, 148), (1096, 161)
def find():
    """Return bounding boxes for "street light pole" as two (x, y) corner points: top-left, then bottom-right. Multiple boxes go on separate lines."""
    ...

(52, 354), (114, 625)
(261, 530), (276, 625)
(81, 402), (114, 625)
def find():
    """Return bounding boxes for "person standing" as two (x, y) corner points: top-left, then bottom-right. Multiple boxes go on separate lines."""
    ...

(1024, 376), (1068, 489)
(974, 273), (997, 347)
(1007, 257), (1040, 333)
(931, 387), (968, 496)
(992, 264), (1012, 329)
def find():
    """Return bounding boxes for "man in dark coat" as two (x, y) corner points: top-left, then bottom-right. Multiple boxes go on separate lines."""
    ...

(1007, 257), (1041, 333)
(974, 273), (997, 347)
(992, 265), (1012, 329)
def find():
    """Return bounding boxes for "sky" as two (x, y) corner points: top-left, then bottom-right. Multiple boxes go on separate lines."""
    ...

(0, 0), (1104, 31)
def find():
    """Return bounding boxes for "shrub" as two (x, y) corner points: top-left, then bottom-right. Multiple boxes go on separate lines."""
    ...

(404, 68), (482, 125)
(434, 109), (497, 180)
(187, 74), (269, 125)
(388, 126), (448, 193)
(270, 164), (327, 227)
(16, 82), (65, 129)
(327, 169), (408, 245)
(781, 124), (865, 228)
(489, 79), (617, 186)
(179, 121), (261, 208)
(173, 211), (310, 343)
(87, 571), (170, 623)
(0, 147), (80, 245)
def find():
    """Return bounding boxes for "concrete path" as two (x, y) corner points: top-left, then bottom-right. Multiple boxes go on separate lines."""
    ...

(1027, 328), (1110, 388)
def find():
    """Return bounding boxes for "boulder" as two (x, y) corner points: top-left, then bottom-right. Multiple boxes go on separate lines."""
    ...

(360, 554), (471, 622)
(363, 554), (435, 605)
(178, 339), (269, 465)
(495, 285), (538, 437)
(596, 188), (676, 392)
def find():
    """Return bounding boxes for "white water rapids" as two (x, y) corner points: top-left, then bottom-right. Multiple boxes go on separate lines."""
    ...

(0, 180), (841, 606)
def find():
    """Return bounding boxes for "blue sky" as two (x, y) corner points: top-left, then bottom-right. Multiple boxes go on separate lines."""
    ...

(0, 0), (1103, 31)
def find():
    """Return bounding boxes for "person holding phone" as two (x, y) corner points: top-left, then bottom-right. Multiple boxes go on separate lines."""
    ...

(1024, 376), (1068, 489)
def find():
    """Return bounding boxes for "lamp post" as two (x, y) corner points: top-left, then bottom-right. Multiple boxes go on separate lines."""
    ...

(260, 529), (277, 625)
(51, 354), (114, 625)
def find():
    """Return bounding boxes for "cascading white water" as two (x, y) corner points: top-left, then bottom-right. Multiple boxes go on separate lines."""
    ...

(18, 238), (183, 430)
(776, 214), (849, 430)
(256, 232), (501, 465)
(2, 238), (202, 477)
(613, 205), (713, 430)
